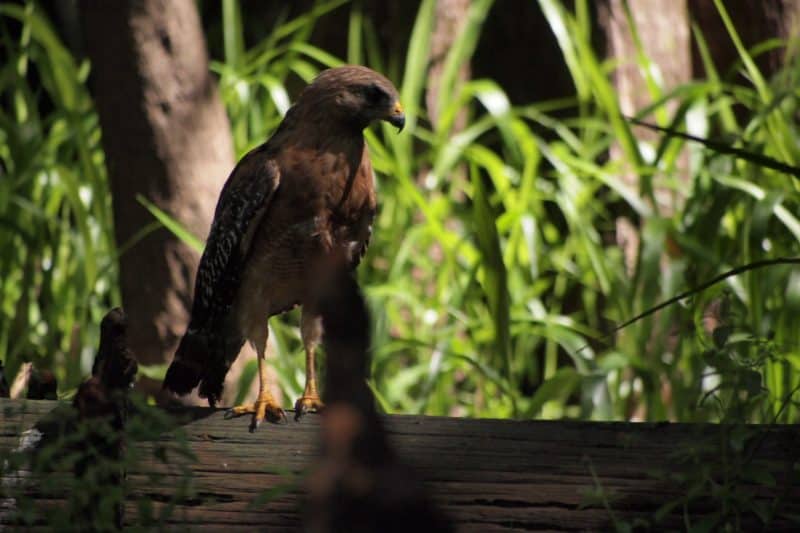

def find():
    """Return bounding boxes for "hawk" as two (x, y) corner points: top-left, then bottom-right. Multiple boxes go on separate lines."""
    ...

(163, 66), (404, 430)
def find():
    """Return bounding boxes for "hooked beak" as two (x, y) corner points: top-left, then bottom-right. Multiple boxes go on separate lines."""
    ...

(386, 101), (405, 132)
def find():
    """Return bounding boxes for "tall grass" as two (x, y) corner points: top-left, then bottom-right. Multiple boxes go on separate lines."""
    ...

(2, 0), (799, 423)
(202, 0), (800, 423)
(0, 3), (118, 393)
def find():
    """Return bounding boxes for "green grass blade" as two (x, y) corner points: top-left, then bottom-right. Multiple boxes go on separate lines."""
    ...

(136, 195), (204, 252)
(470, 163), (512, 380)
(222, 0), (245, 68)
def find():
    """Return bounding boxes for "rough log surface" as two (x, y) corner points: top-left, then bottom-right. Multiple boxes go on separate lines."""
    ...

(1, 399), (799, 531)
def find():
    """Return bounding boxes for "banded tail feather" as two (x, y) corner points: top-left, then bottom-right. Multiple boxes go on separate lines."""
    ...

(163, 327), (244, 407)
(163, 332), (206, 395)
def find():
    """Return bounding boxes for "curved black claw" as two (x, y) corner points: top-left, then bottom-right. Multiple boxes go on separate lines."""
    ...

(224, 408), (241, 420)
(277, 409), (289, 424)
(294, 396), (325, 422)
(248, 407), (287, 432)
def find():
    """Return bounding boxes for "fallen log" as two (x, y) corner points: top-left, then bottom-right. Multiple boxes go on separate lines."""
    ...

(1, 399), (798, 531)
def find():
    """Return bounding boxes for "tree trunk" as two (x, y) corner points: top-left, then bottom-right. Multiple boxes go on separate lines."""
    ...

(426, 0), (471, 129)
(472, 1), (580, 106)
(689, 0), (800, 80)
(80, 0), (233, 398)
(597, 0), (692, 274)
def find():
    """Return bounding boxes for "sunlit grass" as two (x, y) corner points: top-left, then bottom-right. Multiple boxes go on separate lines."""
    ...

(208, 0), (800, 423)
(2, 0), (799, 423)
(0, 3), (118, 392)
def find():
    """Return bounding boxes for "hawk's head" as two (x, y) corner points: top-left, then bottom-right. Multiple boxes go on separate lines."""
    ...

(297, 65), (405, 132)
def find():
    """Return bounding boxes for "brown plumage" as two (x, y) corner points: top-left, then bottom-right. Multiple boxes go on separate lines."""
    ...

(163, 65), (405, 430)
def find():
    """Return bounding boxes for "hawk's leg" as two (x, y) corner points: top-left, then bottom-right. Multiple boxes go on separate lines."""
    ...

(295, 307), (325, 421)
(225, 326), (286, 431)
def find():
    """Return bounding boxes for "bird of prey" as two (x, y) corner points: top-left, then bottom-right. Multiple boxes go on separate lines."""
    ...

(163, 65), (405, 430)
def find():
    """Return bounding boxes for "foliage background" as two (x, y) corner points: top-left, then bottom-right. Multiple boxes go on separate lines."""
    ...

(1, 0), (799, 423)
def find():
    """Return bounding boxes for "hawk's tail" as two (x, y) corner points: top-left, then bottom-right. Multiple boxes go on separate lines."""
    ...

(163, 328), (244, 407)
(163, 332), (206, 396)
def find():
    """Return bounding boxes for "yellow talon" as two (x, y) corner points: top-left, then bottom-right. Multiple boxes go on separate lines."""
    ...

(294, 395), (325, 421)
(225, 393), (286, 431)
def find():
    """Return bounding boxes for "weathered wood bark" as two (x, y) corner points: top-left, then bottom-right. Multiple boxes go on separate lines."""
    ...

(79, 0), (233, 397)
(2, 399), (799, 531)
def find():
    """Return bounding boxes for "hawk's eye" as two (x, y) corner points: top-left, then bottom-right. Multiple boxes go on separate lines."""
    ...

(363, 83), (387, 105)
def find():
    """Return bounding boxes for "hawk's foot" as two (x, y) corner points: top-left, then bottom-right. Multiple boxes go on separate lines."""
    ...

(294, 394), (325, 421)
(224, 393), (286, 432)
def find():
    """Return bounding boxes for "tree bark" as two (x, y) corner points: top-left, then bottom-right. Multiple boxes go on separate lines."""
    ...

(600, 0), (692, 120)
(426, 0), (471, 129)
(597, 0), (692, 274)
(80, 0), (233, 397)
(472, 1), (580, 106)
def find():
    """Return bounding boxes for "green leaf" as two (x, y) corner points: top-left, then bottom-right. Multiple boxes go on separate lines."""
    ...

(136, 195), (204, 252)
(137, 363), (169, 381)
(434, 0), (494, 131)
(222, 0), (245, 68)
(527, 367), (581, 416)
(471, 164), (512, 379)
(712, 326), (731, 349)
